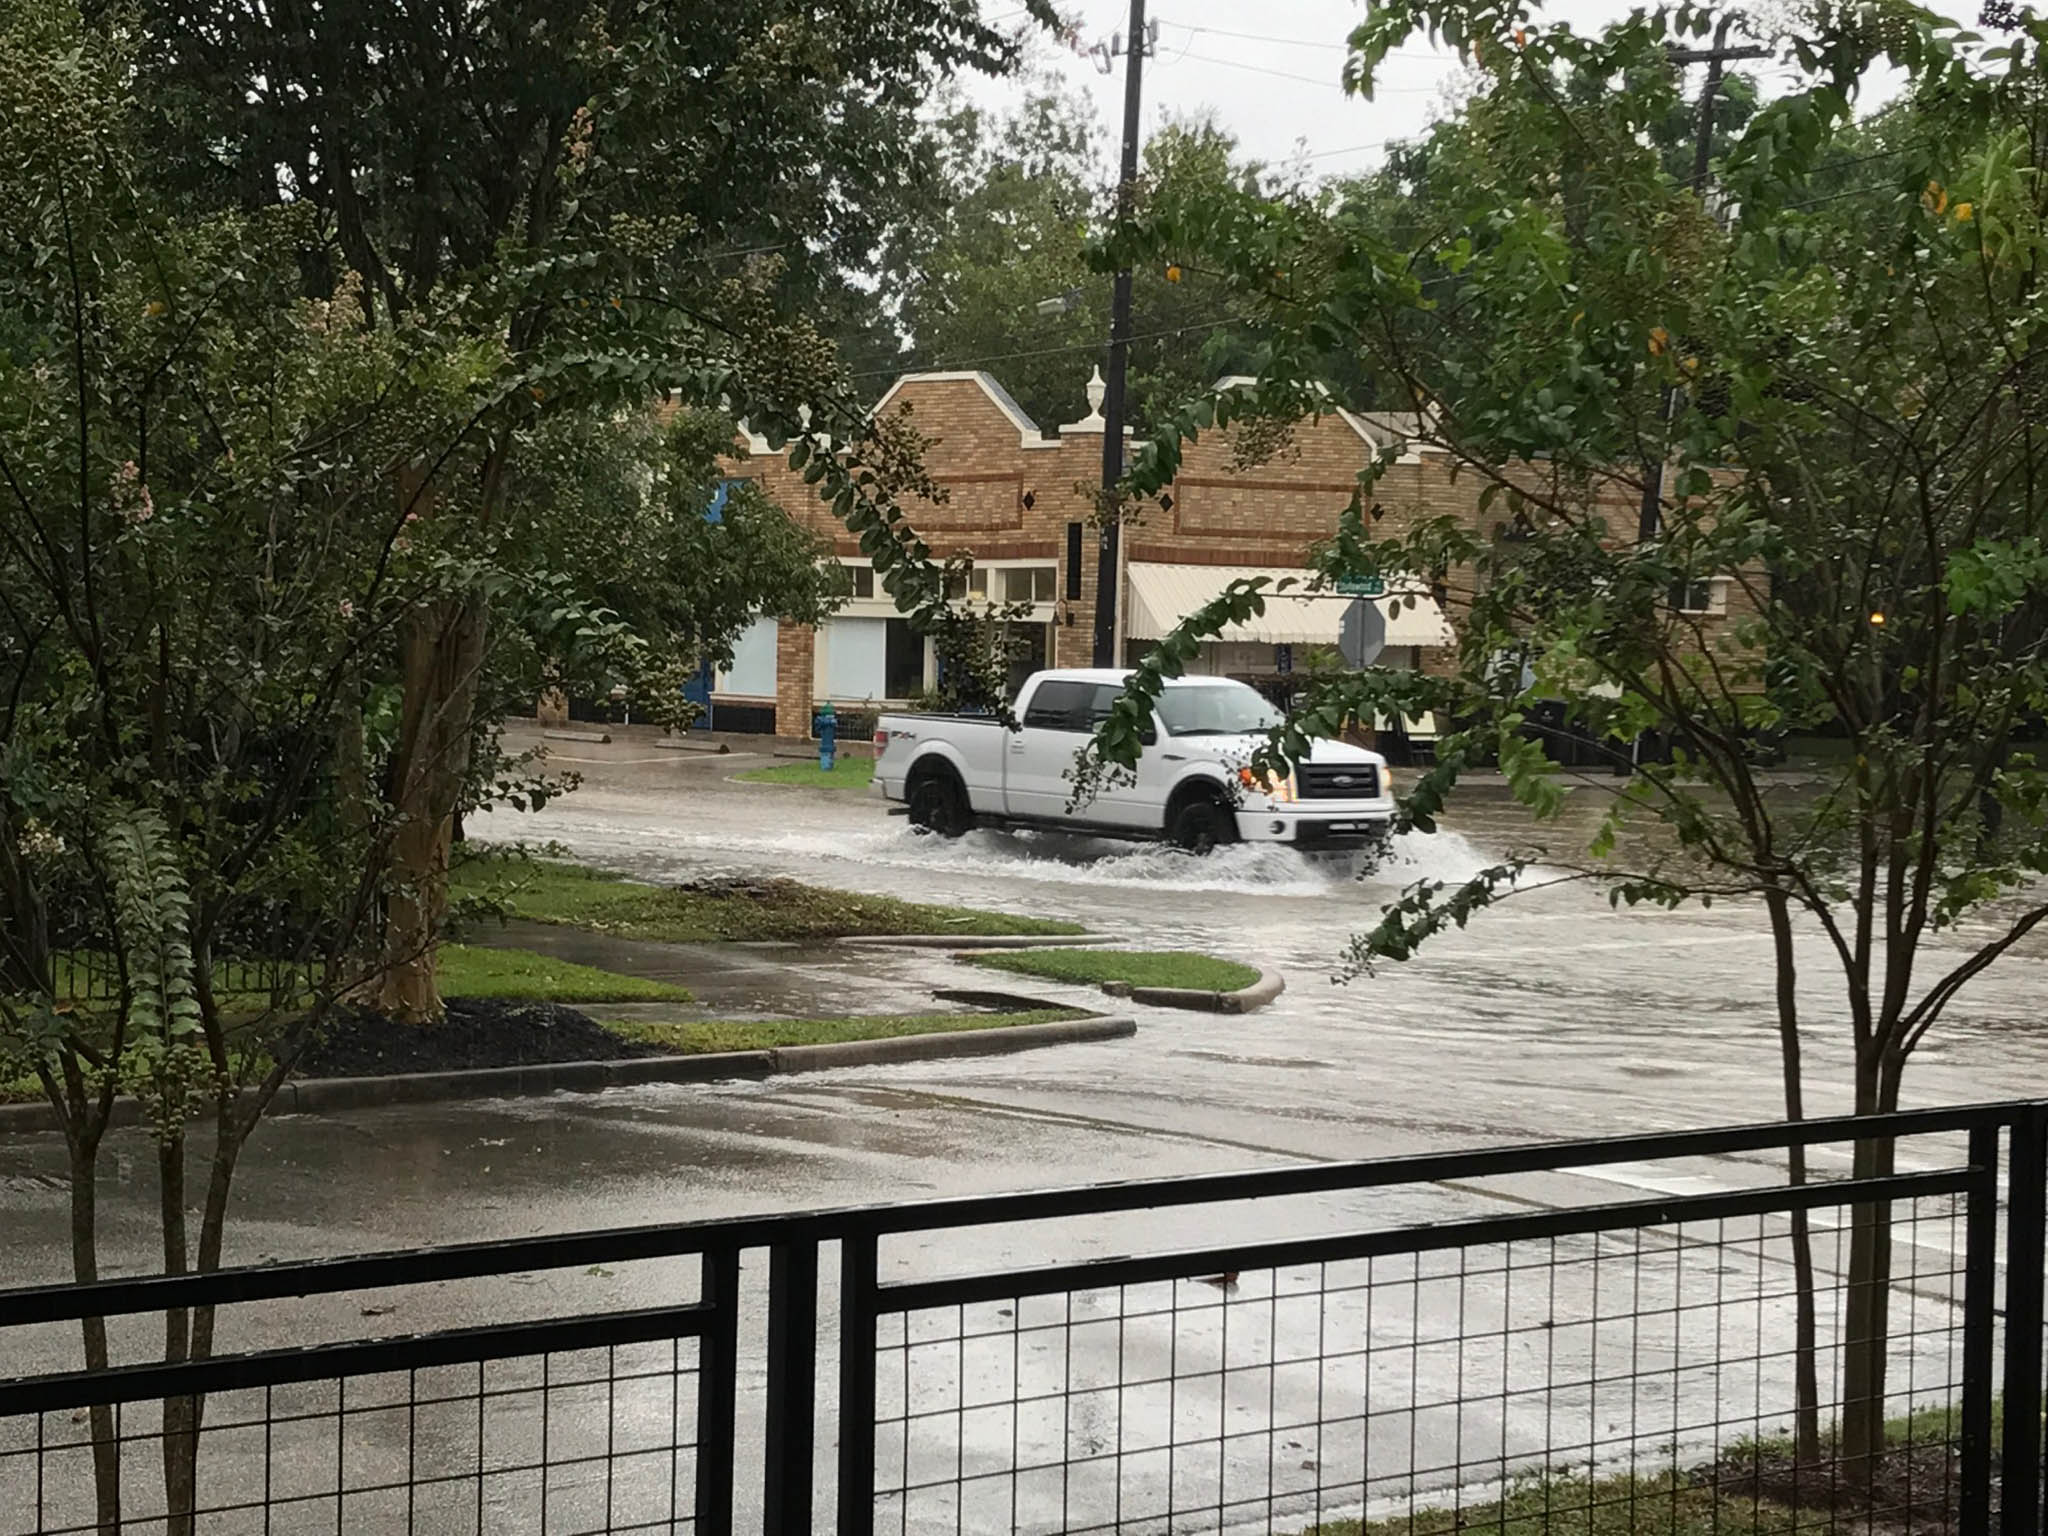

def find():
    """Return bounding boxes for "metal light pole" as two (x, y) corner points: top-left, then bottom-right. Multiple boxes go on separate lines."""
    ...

(1092, 0), (1149, 667)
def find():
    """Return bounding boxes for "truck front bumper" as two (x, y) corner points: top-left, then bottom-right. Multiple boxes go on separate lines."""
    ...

(1236, 807), (1394, 847)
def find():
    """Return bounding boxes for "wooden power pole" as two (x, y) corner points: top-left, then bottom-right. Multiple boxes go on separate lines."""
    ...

(1093, 0), (1151, 667)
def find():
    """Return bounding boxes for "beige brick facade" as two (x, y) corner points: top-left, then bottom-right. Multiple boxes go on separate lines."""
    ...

(721, 371), (1758, 736)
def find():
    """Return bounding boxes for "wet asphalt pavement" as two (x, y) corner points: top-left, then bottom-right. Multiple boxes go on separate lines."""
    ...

(3, 727), (2044, 1532)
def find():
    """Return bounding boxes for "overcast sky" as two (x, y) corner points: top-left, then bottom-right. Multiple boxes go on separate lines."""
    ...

(964, 0), (1980, 183)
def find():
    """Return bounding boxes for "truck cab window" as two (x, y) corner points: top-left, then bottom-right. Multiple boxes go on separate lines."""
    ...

(1022, 680), (1089, 730)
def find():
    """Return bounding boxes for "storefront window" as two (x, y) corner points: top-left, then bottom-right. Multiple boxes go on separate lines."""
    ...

(884, 619), (924, 699)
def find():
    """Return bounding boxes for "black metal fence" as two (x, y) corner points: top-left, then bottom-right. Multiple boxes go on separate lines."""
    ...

(2, 1101), (2043, 1534)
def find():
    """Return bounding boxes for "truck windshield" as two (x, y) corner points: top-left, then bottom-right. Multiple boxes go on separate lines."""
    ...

(1156, 682), (1283, 737)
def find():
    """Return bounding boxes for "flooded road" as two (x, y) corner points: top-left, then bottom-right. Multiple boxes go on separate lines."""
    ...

(3, 733), (2042, 1533)
(463, 732), (2048, 1150)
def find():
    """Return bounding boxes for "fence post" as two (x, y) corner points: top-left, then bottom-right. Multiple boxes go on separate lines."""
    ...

(763, 1240), (819, 1535)
(2004, 1107), (2048, 1536)
(1962, 1124), (2003, 1534)
(836, 1232), (879, 1536)
(695, 1244), (741, 1536)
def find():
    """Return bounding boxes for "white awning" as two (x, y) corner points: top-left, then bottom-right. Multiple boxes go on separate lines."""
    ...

(1125, 563), (1455, 648)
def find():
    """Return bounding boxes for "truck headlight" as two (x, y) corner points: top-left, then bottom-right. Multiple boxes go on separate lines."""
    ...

(1238, 767), (1294, 803)
(1382, 766), (1395, 798)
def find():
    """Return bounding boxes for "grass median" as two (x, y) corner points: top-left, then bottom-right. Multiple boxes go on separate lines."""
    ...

(969, 948), (1259, 993)
(453, 855), (1080, 941)
(437, 944), (692, 1003)
(606, 1006), (1090, 1055)
(735, 757), (876, 790)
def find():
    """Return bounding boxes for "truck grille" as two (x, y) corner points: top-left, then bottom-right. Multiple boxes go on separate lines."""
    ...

(1296, 764), (1380, 799)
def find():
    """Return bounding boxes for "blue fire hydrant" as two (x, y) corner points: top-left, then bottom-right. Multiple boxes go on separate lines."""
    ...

(815, 701), (837, 772)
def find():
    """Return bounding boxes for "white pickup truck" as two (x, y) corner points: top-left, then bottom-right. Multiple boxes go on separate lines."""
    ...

(871, 668), (1395, 852)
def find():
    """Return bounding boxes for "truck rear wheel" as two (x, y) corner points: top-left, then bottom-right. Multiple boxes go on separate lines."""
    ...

(907, 768), (974, 838)
(1168, 795), (1237, 854)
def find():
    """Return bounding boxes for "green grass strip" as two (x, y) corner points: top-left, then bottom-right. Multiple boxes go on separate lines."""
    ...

(735, 757), (876, 790)
(970, 947), (1260, 993)
(607, 1007), (1088, 1055)
(436, 944), (692, 1003)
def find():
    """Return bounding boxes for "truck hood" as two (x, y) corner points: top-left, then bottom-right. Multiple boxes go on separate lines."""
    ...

(1186, 734), (1387, 767)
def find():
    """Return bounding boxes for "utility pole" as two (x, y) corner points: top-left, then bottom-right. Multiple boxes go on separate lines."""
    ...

(1634, 17), (1768, 544)
(1092, 0), (1151, 667)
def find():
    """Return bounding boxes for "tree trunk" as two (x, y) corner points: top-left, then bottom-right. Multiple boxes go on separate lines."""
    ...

(375, 596), (488, 1023)
(157, 1127), (201, 1534)
(68, 1141), (120, 1533)
(1839, 1045), (1904, 1484)
(156, 1108), (248, 1534)
(1764, 890), (1823, 1462)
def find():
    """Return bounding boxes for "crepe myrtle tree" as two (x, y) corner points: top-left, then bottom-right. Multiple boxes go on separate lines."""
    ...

(0, 13), (524, 1527)
(1061, 0), (2048, 1476)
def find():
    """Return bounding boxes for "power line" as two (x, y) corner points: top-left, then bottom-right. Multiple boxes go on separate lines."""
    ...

(1168, 21), (1457, 62)
(1301, 140), (1398, 162)
(1179, 50), (1449, 94)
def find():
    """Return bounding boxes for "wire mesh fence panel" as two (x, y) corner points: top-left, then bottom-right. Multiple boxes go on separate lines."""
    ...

(1, 1105), (2038, 1536)
(869, 1189), (1981, 1536)
(0, 1339), (707, 1536)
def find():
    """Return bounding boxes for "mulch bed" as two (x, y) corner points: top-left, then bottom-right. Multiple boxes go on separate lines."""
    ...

(1705, 1440), (1974, 1532)
(298, 999), (667, 1078)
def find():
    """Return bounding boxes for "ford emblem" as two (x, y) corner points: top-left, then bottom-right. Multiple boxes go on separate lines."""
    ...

(1332, 774), (1356, 786)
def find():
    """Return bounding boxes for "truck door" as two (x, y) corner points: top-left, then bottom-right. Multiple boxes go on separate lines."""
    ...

(1079, 682), (1174, 830)
(1003, 679), (1092, 819)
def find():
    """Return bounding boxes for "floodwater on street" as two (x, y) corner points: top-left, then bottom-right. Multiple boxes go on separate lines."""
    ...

(3, 729), (2043, 1533)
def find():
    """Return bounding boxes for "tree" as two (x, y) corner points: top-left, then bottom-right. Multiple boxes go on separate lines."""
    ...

(891, 87), (1274, 428)
(0, 6), (942, 1525)
(0, 7), (509, 1525)
(128, 0), (1044, 1020)
(1071, 0), (2048, 1484)
(484, 404), (847, 737)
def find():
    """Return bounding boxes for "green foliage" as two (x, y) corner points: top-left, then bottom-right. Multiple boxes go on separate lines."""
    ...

(891, 91), (1275, 428)
(1075, 0), (2048, 1077)
(99, 812), (205, 1124)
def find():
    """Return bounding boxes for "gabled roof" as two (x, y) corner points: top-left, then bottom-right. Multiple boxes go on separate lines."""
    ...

(1210, 376), (1419, 453)
(872, 371), (1054, 448)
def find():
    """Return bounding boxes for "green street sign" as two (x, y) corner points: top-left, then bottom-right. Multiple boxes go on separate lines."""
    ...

(1334, 575), (1386, 597)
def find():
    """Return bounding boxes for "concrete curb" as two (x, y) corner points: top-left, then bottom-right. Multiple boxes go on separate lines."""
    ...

(1101, 966), (1286, 1015)
(0, 1015), (1136, 1133)
(839, 933), (1113, 951)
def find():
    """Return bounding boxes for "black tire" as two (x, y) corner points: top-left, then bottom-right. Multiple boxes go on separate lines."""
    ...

(1168, 795), (1237, 854)
(906, 769), (974, 838)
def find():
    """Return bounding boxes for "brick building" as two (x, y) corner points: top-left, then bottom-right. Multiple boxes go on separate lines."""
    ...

(710, 368), (1755, 737)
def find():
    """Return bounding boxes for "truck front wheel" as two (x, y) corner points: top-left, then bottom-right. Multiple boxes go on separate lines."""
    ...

(1168, 795), (1237, 854)
(907, 769), (974, 839)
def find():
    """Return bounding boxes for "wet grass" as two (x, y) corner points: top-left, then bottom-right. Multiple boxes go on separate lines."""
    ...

(436, 945), (692, 1004)
(969, 947), (1259, 992)
(735, 757), (876, 790)
(1306, 1401), (1978, 1535)
(452, 855), (1081, 940)
(606, 1006), (1089, 1055)
(1305, 1472), (1799, 1535)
